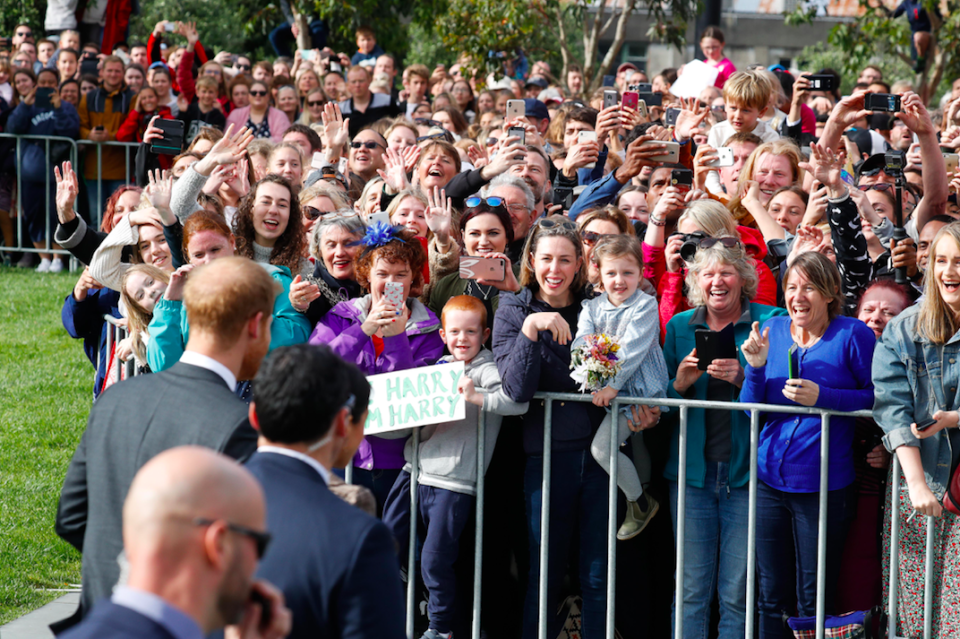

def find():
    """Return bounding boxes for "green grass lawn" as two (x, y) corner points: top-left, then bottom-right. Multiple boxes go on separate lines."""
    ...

(0, 266), (92, 624)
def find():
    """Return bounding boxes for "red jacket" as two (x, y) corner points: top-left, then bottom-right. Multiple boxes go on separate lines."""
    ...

(645, 225), (777, 343)
(116, 105), (173, 142)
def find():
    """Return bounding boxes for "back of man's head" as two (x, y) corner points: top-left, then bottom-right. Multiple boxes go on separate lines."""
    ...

(252, 344), (371, 446)
(184, 257), (280, 346)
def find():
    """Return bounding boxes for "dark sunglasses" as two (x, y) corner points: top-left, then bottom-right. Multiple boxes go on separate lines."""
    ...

(582, 231), (614, 245)
(858, 183), (894, 191)
(699, 237), (743, 251)
(307, 100), (325, 107)
(350, 141), (384, 150)
(249, 90), (268, 97)
(16, 31), (31, 37)
(417, 132), (447, 143)
(415, 118), (441, 127)
(465, 196), (504, 208)
(538, 217), (577, 231)
(195, 518), (271, 558)
(235, 64), (251, 70)
(485, 137), (499, 147)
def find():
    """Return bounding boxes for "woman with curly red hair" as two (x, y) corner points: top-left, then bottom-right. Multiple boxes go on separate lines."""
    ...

(309, 222), (445, 512)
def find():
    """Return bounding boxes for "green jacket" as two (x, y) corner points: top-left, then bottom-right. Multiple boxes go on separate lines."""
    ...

(146, 264), (310, 373)
(662, 302), (787, 488)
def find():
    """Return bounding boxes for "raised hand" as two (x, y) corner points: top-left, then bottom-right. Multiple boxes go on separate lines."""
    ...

(401, 144), (421, 173)
(674, 97), (709, 143)
(320, 103), (350, 153)
(800, 143), (846, 191)
(194, 124), (253, 176)
(54, 161), (79, 224)
(164, 264), (195, 301)
(145, 169), (174, 211)
(143, 115), (165, 144)
(740, 321), (770, 368)
(425, 186), (453, 248)
(73, 268), (103, 302)
(787, 224), (824, 266)
(376, 147), (409, 192)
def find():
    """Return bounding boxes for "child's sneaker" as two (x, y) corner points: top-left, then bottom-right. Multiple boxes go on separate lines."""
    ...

(617, 494), (659, 540)
(37, 257), (52, 273)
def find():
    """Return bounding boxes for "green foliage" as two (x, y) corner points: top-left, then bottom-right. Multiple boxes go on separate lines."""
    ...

(0, 269), (90, 624)
(795, 41), (912, 96)
(0, 0), (44, 36)
(431, 0), (544, 75)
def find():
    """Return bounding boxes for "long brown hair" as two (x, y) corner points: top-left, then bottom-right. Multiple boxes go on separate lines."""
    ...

(232, 175), (304, 271)
(120, 264), (170, 363)
(918, 223), (960, 343)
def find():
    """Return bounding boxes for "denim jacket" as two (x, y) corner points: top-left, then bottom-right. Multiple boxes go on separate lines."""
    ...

(873, 304), (959, 496)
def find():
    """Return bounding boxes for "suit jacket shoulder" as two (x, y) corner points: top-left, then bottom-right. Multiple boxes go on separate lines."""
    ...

(245, 452), (406, 639)
(59, 601), (177, 639)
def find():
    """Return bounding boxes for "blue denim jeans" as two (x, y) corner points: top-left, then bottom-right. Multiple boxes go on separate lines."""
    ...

(668, 462), (749, 639)
(756, 480), (853, 639)
(268, 20), (328, 58)
(523, 449), (608, 639)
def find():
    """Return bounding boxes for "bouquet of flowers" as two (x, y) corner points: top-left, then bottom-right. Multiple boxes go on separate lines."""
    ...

(570, 334), (622, 392)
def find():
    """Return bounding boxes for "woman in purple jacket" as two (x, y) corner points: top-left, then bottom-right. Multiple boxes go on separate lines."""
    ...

(309, 223), (444, 512)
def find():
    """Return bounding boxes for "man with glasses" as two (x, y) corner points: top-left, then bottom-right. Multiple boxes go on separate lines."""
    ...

(12, 23), (33, 48)
(57, 446), (291, 639)
(55, 258), (276, 625)
(480, 174), (537, 262)
(234, 55), (253, 76)
(347, 128), (388, 184)
(338, 65), (399, 138)
(245, 344), (405, 639)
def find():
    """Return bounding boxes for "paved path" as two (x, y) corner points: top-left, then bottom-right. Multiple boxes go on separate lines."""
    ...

(1, 593), (77, 639)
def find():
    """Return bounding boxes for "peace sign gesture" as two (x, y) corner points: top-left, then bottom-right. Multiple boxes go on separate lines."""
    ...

(740, 321), (770, 368)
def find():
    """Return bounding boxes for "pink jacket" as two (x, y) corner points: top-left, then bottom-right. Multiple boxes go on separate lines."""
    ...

(225, 106), (290, 143)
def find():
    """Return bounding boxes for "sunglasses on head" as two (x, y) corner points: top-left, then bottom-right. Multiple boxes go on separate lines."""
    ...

(350, 141), (383, 150)
(249, 90), (267, 97)
(417, 132), (447, 143)
(465, 196), (504, 208)
(305, 207), (359, 221)
(415, 118), (441, 127)
(582, 231), (614, 245)
(194, 518), (271, 559)
(537, 217), (577, 231)
(699, 237), (743, 251)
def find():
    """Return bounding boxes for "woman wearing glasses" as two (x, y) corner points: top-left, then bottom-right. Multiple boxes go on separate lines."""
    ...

(663, 240), (785, 639)
(298, 87), (327, 126)
(646, 196), (777, 338)
(428, 196), (520, 337)
(289, 187), (365, 328)
(739, 252), (875, 639)
(493, 216), (661, 639)
(226, 79), (291, 143)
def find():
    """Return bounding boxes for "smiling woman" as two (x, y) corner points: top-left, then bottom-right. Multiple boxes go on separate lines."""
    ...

(233, 174), (307, 274)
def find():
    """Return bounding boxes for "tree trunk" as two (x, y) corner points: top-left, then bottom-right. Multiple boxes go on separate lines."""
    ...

(293, 1), (311, 51)
(587, 0), (638, 93)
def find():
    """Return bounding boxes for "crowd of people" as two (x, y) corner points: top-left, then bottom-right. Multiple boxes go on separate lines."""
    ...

(5, 13), (960, 639)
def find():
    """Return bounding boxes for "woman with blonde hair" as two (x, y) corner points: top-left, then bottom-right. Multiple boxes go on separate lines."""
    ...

(384, 187), (459, 300)
(873, 221), (960, 637)
(119, 263), (171, 369)
(727, 139), (803, 227)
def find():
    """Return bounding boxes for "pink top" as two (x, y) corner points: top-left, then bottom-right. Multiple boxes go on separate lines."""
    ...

(710, 57), (737, 88)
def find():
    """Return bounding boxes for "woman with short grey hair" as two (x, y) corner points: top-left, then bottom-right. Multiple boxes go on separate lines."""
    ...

(289, 209), (367, 327)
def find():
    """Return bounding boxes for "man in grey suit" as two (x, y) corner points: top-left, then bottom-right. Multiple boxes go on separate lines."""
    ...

(54, 256), (281, 626)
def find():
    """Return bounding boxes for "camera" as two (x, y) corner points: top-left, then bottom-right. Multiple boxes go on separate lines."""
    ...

(679, 231), (708, 263)
(884, 149), (906, 174)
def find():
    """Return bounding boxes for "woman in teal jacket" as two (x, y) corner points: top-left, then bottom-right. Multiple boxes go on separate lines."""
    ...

(662, 240), (785, 639)
(146, 209), (310, 372)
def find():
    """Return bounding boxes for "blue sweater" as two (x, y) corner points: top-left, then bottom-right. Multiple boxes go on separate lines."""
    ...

(740, 315), (875, 493)
(61, 288), (122, 399)
(6, 101), (79, 182)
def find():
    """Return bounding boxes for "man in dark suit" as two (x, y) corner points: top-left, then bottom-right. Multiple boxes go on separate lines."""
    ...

(245, 344), (406, 639)
(60, 446), (292, 639)
(55, 257), (281, 625)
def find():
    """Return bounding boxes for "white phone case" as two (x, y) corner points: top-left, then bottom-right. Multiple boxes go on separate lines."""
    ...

(383, 282), (404, 308)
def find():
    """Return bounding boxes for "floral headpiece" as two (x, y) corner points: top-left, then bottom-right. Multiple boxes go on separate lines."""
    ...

(360, 221), (407, 257)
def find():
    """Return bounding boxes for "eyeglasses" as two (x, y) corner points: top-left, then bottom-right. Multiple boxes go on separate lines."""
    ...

(249, 90), (268, 97)
(582, 231), (614, 245)
(465, 196), (504, 208)
(699, 237), (743, 251)
(537, 217), (577, 231)
(304, 207), (360, 221)
(307, 100), (325, 107)
(13, 58), (28, 67)
(16, 31), (31, 37)
(415, 118), (441, 127)
(350, 141), (384, 150)
(417, 132), (447, 143)
(858, 183), (894, 191)
(194, 518), (271, 558)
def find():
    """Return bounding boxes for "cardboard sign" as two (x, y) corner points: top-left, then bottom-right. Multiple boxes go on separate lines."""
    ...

(364, 361), (466, 434)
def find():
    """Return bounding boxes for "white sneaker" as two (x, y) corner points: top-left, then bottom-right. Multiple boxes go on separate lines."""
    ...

(37, 258), (52, 273)
(50, 258), (64, 273)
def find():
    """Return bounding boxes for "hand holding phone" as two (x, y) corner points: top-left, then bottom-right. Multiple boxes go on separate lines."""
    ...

(459, 255), (506, 282)
(578, 130), (598, 169)
(383, 281), (405, 309)
(695, 324), (736, 371)
(506, 99), (525, 121)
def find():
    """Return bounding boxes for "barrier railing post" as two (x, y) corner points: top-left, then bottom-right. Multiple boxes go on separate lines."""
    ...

(889, 455), (900, 639)
(344, 459), (354, 484)
(923, 514), (934, 639)
(96, 143), (103, 227)
(815, 412), (830, 639)
(674, 404), (689, 639)
(472, 411), (485, 639)
(45, 138), (51, 252)
(538, 398), (553, 639)
(407, 427), (420, 639)
(745, 409), (760, 639)
(15, 137), (23, 249)
(606, 399), (619, 639)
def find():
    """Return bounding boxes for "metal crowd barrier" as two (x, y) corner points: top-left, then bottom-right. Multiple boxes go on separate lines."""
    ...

(100, 315), (137, 384)
(0, 133), (138, 261)
(352, 391), (946, 639)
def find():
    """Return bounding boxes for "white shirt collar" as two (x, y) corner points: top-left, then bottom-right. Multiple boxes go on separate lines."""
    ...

(179, 351), (237, 391)
(257, 446), (331, 485)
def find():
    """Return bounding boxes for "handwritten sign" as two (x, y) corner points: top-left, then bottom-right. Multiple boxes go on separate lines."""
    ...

(364, 361), (466, 434)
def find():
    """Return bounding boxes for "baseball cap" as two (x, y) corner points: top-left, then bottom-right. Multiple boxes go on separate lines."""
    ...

(522, 98), (550, 122)
(617, 62), (638, 75)
(525, 76), (548, 90)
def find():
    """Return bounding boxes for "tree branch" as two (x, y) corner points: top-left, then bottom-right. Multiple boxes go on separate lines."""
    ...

(590, 0), (637, 91)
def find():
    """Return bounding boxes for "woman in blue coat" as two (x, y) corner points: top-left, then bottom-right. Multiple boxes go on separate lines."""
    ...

(493, 216), (660, 639)
(7, 67), (79, 271)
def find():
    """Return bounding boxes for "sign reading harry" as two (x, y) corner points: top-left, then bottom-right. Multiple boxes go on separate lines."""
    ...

(364, 361), (466, 434)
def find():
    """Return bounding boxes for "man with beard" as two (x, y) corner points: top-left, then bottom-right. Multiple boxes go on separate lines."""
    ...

(55, 257), (277, 628)
(509, 145), (552, 217)
(59, 446), (292, 639)
(245, 344), (405, 639)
